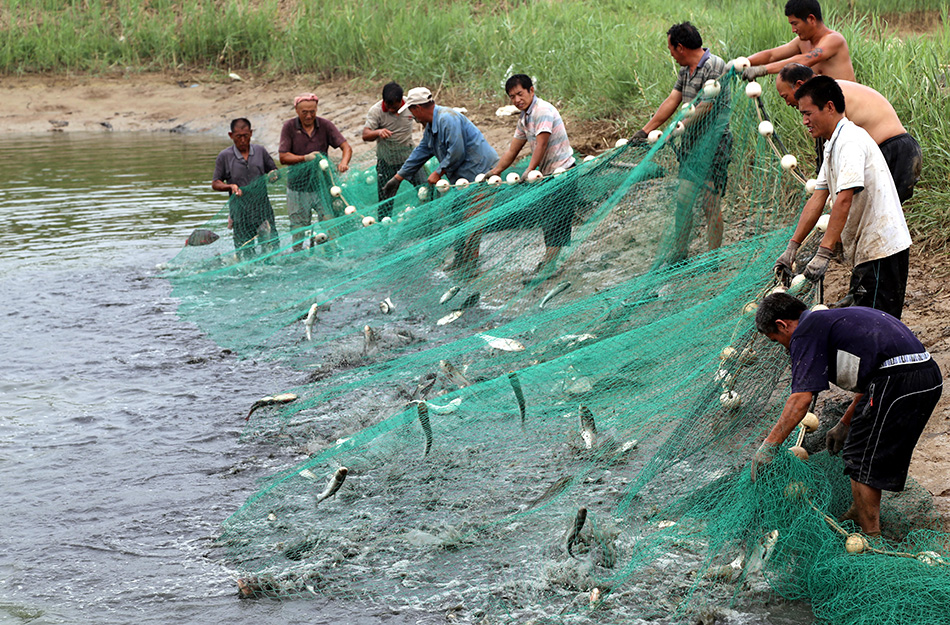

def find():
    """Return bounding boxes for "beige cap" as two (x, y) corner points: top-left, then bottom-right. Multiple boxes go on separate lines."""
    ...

(398, 87), (433, 114)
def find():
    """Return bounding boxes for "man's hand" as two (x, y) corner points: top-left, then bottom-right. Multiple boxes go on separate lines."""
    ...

(382, 176), (401, 198)
(377, 129), (393, 140)
(268, 171), (279, 183)
(630, 129), (648, 144)
(337, 162), (349, 173)
(230, 184), (243, 197)
(227, 216), (234, 230)
(826, 420), (850, 455)
(304, 152), (318, 162)
(742, 66), (768, 81)
(426, 171), (442, 185)
(774, 240), (801, 284)
(751, 441), (780, 482)
(803, 246), (834, 282)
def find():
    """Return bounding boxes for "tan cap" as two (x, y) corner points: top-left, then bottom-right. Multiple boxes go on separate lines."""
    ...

(398, 87), (433, 114)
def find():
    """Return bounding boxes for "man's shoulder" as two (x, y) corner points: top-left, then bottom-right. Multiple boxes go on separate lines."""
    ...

(216, 146), (234, 159)
(280, 117), (298, 132)
(820, 28), (849, 46)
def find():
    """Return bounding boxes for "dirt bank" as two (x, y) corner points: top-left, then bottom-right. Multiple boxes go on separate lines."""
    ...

(6, 71), (948, 527)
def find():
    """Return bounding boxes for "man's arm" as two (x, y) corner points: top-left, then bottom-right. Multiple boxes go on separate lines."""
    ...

(435, 116), (466, 180)
(818, 187), (855, 249)
(747, 39), (802, 68)
(488, 137), (527, 176)
(754, 35), (847, 76)
(396, 136), (434, 182)
(788, 189), (830, 243)
(337, 141), (353, 173)
(212, 179), (241, 196)
(524, 132), (550, 174)
(362, 127), (393, 142)
(641, 90), (683, 133)
(764, 391), (814, 444)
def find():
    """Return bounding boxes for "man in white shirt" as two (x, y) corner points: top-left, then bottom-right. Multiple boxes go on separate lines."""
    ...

(774, 76), (911, 318)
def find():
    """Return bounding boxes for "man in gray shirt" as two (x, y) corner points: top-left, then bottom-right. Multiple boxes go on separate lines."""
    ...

(362, 82), (427, 219)
(212, 118), (279, 259)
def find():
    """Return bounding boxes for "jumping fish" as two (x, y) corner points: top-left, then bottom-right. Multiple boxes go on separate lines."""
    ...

(508, 372), (526, 424)
(540, 281), (571, 309)
(437, 310), (464, 326)
(456, 291), (481, 310)
(526, 475), (571, 508)
(379, 297), (395, 314)
(185, 228), (219, 246)
(440, 286), (460, 305)
(315, 467), (348, 504)
(411, 373), (438, 400)
(246, 393), (298, 421)
(304, 303), (319, 341)
(579, 405), (597, 449)
(566, 507), (588, 557)
(440, 359), (471, 388)
(480, 334), (526, 352)
(363, 325), (379, 356)
(416, 401), (433, 457)
(427, 397), (462, 415)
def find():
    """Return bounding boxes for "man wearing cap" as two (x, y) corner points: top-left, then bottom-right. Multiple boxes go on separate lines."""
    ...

(212, 118), (279, 259)
(774, 76), (911, 319)
(382, 87), (498, 276)
(487, 74), (577, 280)
(775, 64), (921, 202)
(362, 82), (427, 219)
(278, 93), (354, 251)
(752, 292), (942, 537)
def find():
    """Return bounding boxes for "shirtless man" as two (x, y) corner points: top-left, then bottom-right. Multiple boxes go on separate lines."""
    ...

(776, 64), (921, 203)
(742, 0), (855, 82)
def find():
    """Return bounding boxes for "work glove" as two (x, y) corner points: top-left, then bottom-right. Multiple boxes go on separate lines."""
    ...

(303, 152), (318, 162)
(803, 246), (834, 282)
(382, 176), (401, 199)
(826, 420), (850, 455)
(742, 65), (768, 81)
(630, 129), (648, 144)
(751, 441), (780, 482)
(774, 240), (801, 285)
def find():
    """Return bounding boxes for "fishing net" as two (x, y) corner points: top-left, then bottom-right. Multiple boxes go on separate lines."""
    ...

(167, 71), (950, 623)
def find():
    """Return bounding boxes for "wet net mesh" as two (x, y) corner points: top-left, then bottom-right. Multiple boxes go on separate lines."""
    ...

(167, 71), (950, 623)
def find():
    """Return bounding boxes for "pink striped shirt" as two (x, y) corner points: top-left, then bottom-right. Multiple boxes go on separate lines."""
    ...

(514, 96), (575, 174)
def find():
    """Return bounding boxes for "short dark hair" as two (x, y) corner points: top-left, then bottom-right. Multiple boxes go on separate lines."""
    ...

(795, 75), (845, 113)
(778, 62), (815, 85)
(382, 82), (403, 105)
(755, 293), (808, 334)
(505, 74), (533, 95)
(667, 22), (702, 50)
(785, 0), (822, 22)
(230, 118), (252, 132)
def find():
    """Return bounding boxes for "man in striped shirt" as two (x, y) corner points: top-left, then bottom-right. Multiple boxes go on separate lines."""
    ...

(489, 74), (578, 279)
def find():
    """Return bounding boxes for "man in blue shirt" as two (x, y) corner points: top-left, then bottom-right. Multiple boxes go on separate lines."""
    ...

(753, 293), (942, 537)
(382, 88), (499, 277)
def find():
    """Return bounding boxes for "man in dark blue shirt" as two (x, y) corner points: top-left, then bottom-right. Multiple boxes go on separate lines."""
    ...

(753, 293), (942, 537)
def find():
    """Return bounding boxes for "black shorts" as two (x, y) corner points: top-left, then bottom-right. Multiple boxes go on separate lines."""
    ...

(849, 247), (909, 319)
(842, 358), (943, 492)
(878, 133), (922, 205)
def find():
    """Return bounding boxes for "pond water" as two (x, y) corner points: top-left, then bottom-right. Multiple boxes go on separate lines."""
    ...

(0, 133), (422, 625)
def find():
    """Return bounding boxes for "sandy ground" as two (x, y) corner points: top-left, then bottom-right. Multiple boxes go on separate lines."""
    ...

(5, 72), (948, 526)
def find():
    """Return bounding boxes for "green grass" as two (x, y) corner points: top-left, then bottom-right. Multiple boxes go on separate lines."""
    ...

(1, 0), (948, 248)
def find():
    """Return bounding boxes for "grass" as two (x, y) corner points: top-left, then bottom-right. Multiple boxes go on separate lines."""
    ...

(0, 0), (948, 248)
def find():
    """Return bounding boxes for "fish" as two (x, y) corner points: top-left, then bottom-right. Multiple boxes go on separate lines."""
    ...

(440, 286), (460, 305)
(437, 310), (464, 326)
(315, 466), (348, 504)
(411, 373), (438, 400)
(363, 325), (379, 356)
(556, 333), (597, 347)
(304, 303), (319, 341)
(440, 359), (471, 388)
(379, 297), (395, 314)
(579, 405), (597, 449)
(526, 475), (572, 508)
(480, 334), (525, 352)
(456, 291), (480, 310)
(508, 372), (526, 424)
(185, 228), (219, 246)
(566, 507), (588, 557)
(427, 397), (462, 415)
(246, 393), (298, 421)
(540, 281), (571, 309)
(416, 401), (433, 457)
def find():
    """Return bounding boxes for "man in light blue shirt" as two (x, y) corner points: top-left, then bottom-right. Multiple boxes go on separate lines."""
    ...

(382, 87), (498, 189)
(382, 88), (499, 278)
